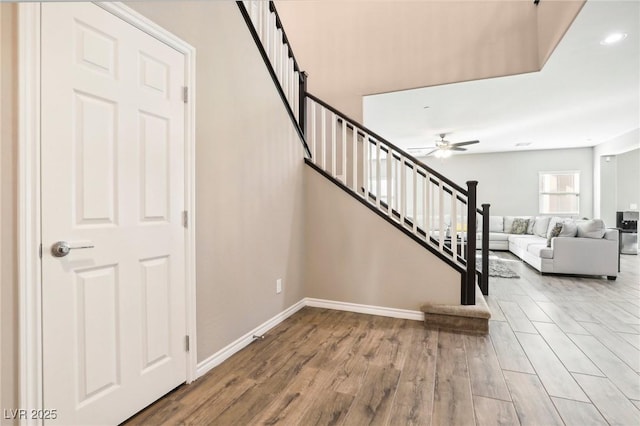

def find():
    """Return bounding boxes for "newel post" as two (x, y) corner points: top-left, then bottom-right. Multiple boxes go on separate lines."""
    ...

(464, 181), (478, 305)
(481, 203), (490, 296)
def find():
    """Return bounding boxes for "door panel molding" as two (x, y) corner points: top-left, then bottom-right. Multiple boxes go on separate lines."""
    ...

(18, 3), (197, 423)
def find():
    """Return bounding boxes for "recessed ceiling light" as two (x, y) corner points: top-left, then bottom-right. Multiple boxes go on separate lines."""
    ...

(600, 33), (627, 45)
(515, 142), (532, 147)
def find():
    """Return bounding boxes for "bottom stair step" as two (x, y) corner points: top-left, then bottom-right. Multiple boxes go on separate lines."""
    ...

(420, 286), (491, 334)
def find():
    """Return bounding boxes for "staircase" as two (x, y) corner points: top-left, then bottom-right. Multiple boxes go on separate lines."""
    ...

(239, 1), (491, 329)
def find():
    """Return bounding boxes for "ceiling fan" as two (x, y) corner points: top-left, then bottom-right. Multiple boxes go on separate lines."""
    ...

(410, 133), (480, 158)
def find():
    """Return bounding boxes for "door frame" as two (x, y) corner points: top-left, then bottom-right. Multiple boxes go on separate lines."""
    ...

(18, 2), (197, 421)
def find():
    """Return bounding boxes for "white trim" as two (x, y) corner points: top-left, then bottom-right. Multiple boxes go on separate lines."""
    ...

(196, 297), (423, 379)
(196, 299), (307, 378)
(18, 4), (43, 423)
(304, 298), (424, 321)
(18, 3), (198, 420)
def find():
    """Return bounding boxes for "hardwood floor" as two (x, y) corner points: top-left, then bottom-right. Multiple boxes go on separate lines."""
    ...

(124, 254), (640, 425)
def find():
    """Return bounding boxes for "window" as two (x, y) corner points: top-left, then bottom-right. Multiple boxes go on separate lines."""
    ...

(539, 171), (580, 215)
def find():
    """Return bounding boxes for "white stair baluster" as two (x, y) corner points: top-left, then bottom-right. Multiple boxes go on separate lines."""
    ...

(363, 135), (369, 199)
(291, 60), (296, 111)
(424, 172), (430, 241)
(271, 14), (278, 64)
(460, 199), (466, 260)
(282, 45), (289, 101)
(321, 107), (326, 170)
(400, 158), (406, 225)
(451, 189), (458, 260)
(256, 1), (263, 43)
(275, 29), (282, 82)
(413, 166), (418, 233)
(265, 10), (273, 60)
(387, 150), (393, 217)
(376, 140), (381, 209)
(352, 124), (358, 192)
(331, 113), (337, 177)
(293, 70), (299, 121)
(341, 117), (347, 184)
(310, 100), (316, 162)
(439, 181), (445, 250)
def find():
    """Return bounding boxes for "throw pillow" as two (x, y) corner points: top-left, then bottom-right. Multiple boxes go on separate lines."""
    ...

(546, 217), (564, 238)
(576, 219), (606, 239)
(527, 218), (535, 234)
(504, 216), (531, 233)
(546, 223), (563, 247)
(534, 216), (551, 237)
(510, 218), (529, 234)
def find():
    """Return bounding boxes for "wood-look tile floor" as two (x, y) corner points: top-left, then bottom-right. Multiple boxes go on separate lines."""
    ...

(124, 254), (640, 425)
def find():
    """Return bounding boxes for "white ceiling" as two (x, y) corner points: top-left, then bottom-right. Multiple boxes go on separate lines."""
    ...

(362, 0), (640, 156)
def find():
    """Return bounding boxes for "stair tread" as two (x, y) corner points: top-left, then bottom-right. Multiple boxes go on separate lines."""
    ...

(420, 286), (491, 320)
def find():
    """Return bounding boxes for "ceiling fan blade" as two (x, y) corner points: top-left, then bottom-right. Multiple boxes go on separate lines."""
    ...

(451, 147), (467, 151)
(424, 149), (439, 156)
(451, 140), (479, 147)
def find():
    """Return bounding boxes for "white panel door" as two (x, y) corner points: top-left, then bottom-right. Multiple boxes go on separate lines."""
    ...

(41, 3), (187, 424)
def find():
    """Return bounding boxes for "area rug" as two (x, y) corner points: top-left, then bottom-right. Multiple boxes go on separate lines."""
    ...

(476, 254), (520, 278)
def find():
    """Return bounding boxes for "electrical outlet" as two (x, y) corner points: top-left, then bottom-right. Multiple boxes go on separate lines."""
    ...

(276, 278), (282, 294)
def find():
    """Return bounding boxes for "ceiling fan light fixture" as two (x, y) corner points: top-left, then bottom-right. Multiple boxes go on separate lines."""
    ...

(434, 148), (452, 159)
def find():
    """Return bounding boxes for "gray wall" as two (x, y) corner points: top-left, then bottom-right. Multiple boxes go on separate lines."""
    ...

(616, 148), (640, 212)
(593, 128), (640, 219)
(1, 4), (18, 420)
(600, 156), (618, 228)
(422, 147), (594, 218)
(129, 2), (307, 363)
(304, 167), (461, 309)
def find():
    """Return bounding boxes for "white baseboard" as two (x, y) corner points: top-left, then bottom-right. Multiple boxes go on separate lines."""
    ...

(304, 298), (424, 321)
(195, 298), (306, 378)
(195, 297), (424, 379)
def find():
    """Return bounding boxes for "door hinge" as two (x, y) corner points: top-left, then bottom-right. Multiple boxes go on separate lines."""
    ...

(182, 87), (188, 103)
(39, 243), (43, 259)
(185, 335), (190, 352)
(182, 210), (188, 228)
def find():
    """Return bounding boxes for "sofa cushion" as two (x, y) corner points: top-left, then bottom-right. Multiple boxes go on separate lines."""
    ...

(527, 244), (554, 259)
(489, 216), (503, 232)
(533, 216), (551, 237)
(490, 232), (510, 241)
(576, 219), (606, 239)
(560, 221), (578, 237)
(508, 235), (544, 250)
(476, 232), (510, 242)
(510, 218), (530, 234)
(503, 216), (516, 232)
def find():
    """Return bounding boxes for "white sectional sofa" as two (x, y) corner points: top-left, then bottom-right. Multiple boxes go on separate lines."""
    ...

(476, 216), (619, 279)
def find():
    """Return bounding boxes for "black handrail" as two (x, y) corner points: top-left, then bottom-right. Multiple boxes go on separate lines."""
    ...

(306, 92), (467, 195)
(236, 1), (311, 158)
(306, 159), (466, 274)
